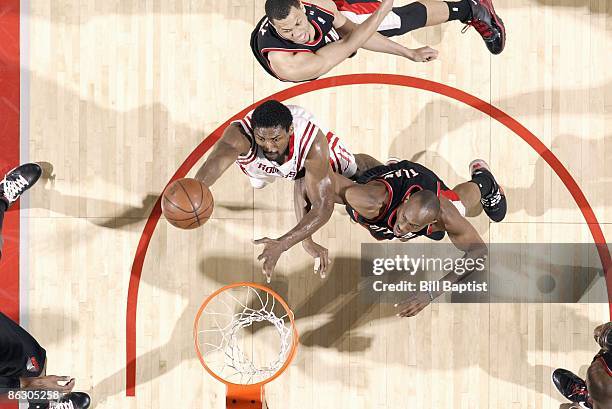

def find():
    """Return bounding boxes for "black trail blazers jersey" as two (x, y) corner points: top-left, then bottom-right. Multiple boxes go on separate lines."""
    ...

(251, 2), (342, 81)
(346, 160), (459, 241)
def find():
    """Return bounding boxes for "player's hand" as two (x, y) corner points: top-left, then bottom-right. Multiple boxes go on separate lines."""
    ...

(408, 46), (438, 63)
(20, 376), (75, 393)
(254, 237), (286, 283)
(302, 239), (331, 279)
(395, 291), (432, 317)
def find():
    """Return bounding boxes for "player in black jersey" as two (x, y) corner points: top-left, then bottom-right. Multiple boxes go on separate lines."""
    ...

(295, 158), (506, 314)
(552, 322), (612, 409)
(252, 0), (506, 82)
(339, 159), (506, 242)
(0, 312), (91, 408)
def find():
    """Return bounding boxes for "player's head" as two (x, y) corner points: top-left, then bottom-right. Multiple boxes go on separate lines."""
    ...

(251, 100), (294, 162)
(265, 0), (313, 44)
(394, 190), (441, 237)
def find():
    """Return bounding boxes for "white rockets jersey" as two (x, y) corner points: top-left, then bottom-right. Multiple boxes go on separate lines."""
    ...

(232, 105), (357, 187)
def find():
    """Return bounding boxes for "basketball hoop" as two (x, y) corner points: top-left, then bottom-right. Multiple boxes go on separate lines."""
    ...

(194, 282), (299, 408)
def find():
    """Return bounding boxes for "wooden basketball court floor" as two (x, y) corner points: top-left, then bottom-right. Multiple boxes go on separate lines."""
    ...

(11, 0), (612, 407)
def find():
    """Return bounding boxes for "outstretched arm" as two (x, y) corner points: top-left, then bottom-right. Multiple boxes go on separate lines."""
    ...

(335, 17), (438, 62)
(293, 178), (332, 278)
(255, 131), (335, 281)
(397, 201), (487, 317)
(268, 0), (395, 82)
(194, 124), (251, 187)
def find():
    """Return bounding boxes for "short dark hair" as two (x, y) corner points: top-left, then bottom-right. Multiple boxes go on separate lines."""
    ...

(411, 190), (441, 218)
(265, 0), (301, 22)
(251, 100), (293, 132)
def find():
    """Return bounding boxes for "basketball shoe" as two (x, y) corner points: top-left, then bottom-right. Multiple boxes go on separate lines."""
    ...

(0, 163), (42, 209)
(469, 159), (507, 222)
(461, 0), (506, 55)
(552, 369), (593, 408)
(28, 392), (91, 409)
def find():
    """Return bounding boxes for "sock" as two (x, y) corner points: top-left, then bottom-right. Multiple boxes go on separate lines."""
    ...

(445, 0), (472, 22)
(378, 2), (427, 37)
(470, 171), (493, 198)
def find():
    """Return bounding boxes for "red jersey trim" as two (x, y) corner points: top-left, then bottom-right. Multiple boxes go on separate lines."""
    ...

(360, 179), (395, 224)
(298, 123), (317, 170)
(440, 189), (460, 202)
(261, 47), (313, 54)
(330, 136), (342, 173)
(386, 184), (423, 230)
(305, 19), (325, 46)
(287, 132), (296, 161)
(333, 0), (380, 14)
(298, 122), (314, 158)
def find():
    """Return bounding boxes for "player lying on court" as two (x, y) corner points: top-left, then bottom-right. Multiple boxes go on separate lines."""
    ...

(253, 0), (506, 81)
(553, 322), (612, 409)
(0, 163), (42, 261)
(0, 312), (91, 409)
(295, 158), (507, 315)
(194, 100), (380, 281)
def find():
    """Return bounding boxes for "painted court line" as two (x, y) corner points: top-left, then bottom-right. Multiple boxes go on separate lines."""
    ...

(125, 74), (612, 396)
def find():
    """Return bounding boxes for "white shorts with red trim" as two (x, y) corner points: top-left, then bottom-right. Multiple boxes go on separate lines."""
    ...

(326, 132), (357, 178)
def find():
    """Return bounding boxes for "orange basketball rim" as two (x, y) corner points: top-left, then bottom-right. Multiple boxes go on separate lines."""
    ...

(194, 282), (299, 409)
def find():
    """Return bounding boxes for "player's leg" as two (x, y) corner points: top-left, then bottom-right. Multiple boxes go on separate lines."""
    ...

(451, 159), (507, 222)
(0, 163), (43, 260)
(587, 353), (612, 409)
(376, 0), (505, 54)
(452, 179), (482, 214)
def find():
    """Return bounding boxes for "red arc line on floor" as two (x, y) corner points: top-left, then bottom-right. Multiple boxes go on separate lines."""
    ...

(125, 74), (612, 396)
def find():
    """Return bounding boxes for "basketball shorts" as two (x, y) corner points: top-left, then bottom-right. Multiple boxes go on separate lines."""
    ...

(334, 0), (403, 32)
(0, 312), (47, 390)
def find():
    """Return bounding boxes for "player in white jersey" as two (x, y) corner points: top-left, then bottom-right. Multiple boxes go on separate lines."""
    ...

(195, 100), (380, 280)
(233, 104), (357, 189)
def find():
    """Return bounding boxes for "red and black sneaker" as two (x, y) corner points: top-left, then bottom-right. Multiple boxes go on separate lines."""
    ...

(552, 368), (593, 408)
(469, 159), (507, 222)
(461, 0), (506, 55)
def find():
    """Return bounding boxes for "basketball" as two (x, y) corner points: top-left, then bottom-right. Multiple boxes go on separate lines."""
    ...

(161, 178), (214, 229)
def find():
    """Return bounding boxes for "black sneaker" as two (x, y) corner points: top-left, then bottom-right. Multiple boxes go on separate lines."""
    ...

(0, 163), (42, 209)
(461, 0), (506, 55)
(469, 159), (506, 222)
(552, 369), (592, 408)
(50, 392), (91, 409)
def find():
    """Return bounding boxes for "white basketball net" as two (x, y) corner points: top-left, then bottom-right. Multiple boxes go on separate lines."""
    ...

(196, 285), (294, 385)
